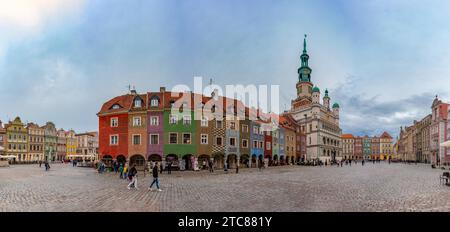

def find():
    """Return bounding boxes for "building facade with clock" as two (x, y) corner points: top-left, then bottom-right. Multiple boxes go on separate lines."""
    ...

(284, 36), (342, 163)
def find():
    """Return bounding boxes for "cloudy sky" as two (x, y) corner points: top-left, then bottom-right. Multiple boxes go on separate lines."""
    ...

(1, 0), (450, 139)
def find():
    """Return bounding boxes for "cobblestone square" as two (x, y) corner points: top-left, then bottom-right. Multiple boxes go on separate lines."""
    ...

(1, 163), (450, 212)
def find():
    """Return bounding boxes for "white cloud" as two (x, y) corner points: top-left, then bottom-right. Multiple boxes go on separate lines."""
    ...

(0, 0), (84, 28)
(0, 0), (84, 63)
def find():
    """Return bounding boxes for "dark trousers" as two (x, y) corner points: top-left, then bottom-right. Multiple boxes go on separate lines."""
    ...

(150, 178), (160, 189)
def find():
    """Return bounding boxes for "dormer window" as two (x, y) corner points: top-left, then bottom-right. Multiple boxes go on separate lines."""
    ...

(151, 99), (158, 107)
(134, 99), (142, 108)
(150, 96), (160, 107)
(111, 104), (121, 110)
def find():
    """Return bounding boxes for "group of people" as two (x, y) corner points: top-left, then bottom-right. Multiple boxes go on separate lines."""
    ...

(125, 162), (162, 192)
(39, 160), (50, 171)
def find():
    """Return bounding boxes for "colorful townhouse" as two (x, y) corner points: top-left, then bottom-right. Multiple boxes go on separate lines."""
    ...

(66, 130), (77, 160)
(5, 117), (28, 162)
(43, 122), (57, 161)
(127, 93), (148, 168)
(272, 127), (280, 164)
(354, 136), (363, 160)
(224, 99), (240, 169)
(250, 118), (264, 168)
(57, 129), (67, 162)
(147, 89), (165, 163)
(239, 109), (251, 168)
(163, 91), (197, 170)
(278, 127), (286, 164)
(264, 129), (273, 165)
(27, 123), (44, 162)
(209, 93), (226, 169)
(280, 116), (296, 165)
(371, 137), (380, 160)
(98, 93), (133, 165)
(194, 93), (214, 169)
(363, 136), (371, 160)
(379, 132), (393, 160)
(76, 132), (99, 161)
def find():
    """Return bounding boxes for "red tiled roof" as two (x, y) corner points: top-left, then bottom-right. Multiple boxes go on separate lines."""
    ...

(98, 94), (135, 115)
(380, 131), (393, 139)
(341, 134), (354, 139)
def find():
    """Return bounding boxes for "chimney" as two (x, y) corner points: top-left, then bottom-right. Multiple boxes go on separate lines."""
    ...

(160, 87), (166, 92)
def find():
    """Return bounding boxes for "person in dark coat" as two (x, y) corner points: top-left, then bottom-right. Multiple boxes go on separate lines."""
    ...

(167, 161), (172, 174)
(127, 164), (138, 190)
(149, 162), (162, 191)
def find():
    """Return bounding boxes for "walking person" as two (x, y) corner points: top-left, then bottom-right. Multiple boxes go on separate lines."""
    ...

(236, 163), (239, 174)
(114, 161), (118, 173)
(127, 164), (138, 190)
(167, 161), (172, 174)
(123, 164), (128, 180)
(160, 161), (163, 174)
(119, 163), (124, 179)
(148, 161), (162, 192)
(39, 160), (42, 168)
(362, 160), (365, 166)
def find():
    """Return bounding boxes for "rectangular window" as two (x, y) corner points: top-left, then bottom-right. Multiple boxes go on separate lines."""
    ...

(110, 135), (118, 145)
(169, 133), (177, 144)
(169, 115), (178, 124)
(132, 135), (141, 145)
(133, 117), (142, 126)
(200, 134), (208, 144)
(253, 126), (259, 134)
(259, 141), (264, 149)
(183, 133), (191, 144)
(266, 142), (271, 150)
(242, 125), (248, 133)
(201, 117), (208, 127)
(242, 139), (248, 148)
(230, 122), (236, 130)
(216, 136), (223, 146)
(111, 118), (118, 127)
(216, 120), (223, 128)
(229, 137), (236, 147)
(150, 116), (159, 126)
(151, 99), (158, 107)
(183, 115), (192, 125)
(150, 134), (159, 145)
(135, 99), (142, 108)
(253, 140), (258, 148)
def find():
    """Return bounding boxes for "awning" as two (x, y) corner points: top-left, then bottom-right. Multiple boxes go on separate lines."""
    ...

(67, 155), (96, 158)
(0, 155), (17, 159)
(441, 140), (450, 148)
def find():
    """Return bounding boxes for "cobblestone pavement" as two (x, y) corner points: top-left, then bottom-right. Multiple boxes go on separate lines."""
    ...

(1, 162), (450, 212)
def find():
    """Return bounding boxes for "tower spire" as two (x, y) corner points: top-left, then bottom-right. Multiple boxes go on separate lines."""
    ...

(303, 34), (307, 54)
(298, 34), (311, 82)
